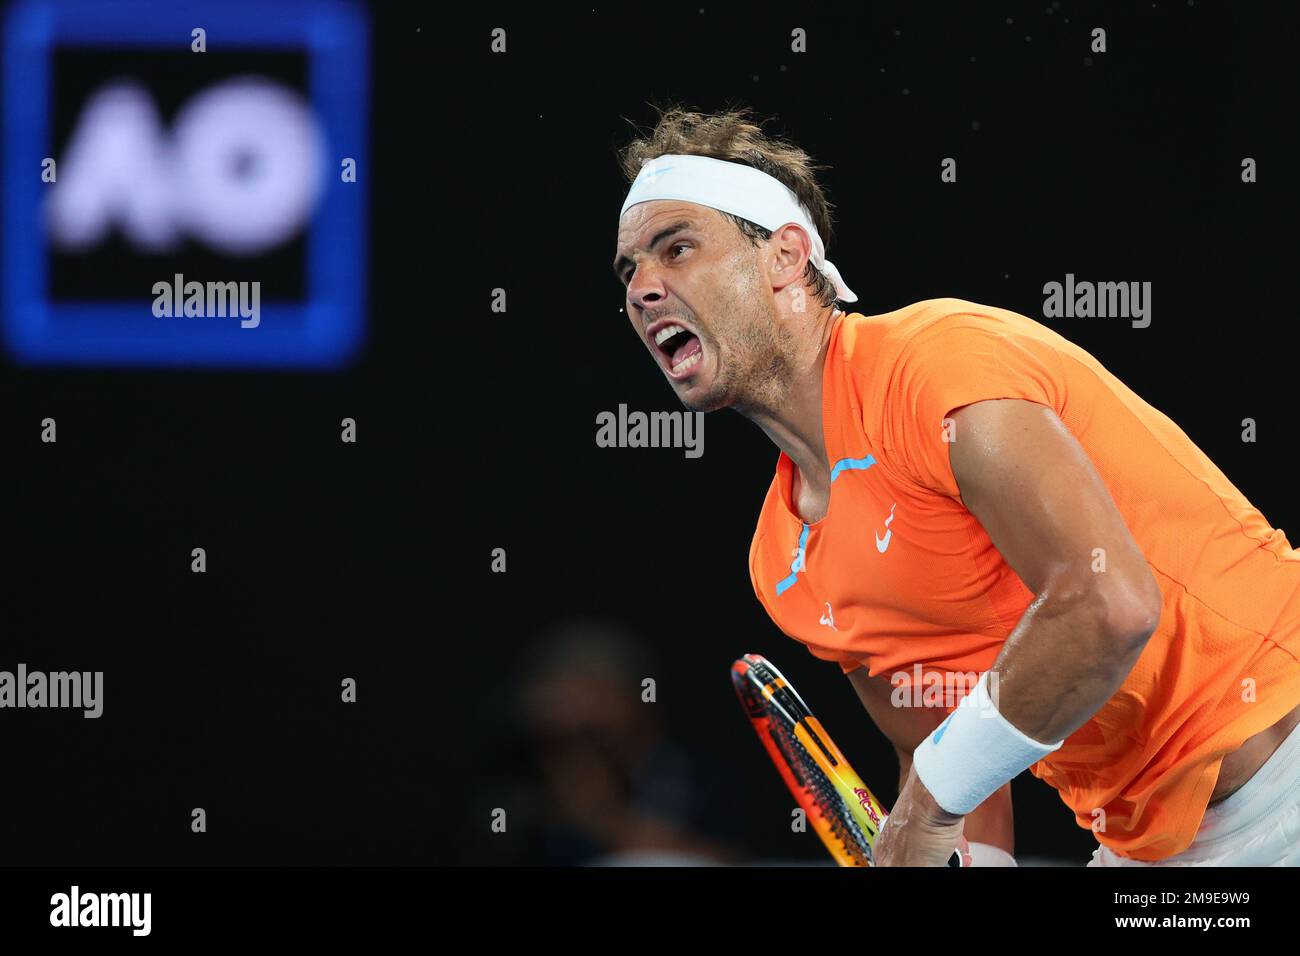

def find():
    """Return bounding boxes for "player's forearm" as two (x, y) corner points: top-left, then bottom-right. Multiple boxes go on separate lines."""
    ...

(988, 577), (1159, 746)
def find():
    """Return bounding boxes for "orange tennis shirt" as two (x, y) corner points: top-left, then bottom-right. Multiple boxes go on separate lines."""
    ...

(748, 298), (1300, 861)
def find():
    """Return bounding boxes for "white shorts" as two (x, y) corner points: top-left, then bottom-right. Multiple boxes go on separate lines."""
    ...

(1088, 716), (1300, 866)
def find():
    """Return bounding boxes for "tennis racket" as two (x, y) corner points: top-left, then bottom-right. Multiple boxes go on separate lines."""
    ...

(731, 653), (967, 867)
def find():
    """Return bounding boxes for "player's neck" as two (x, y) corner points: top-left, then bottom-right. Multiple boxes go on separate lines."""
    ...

(738, 306), (840, 491)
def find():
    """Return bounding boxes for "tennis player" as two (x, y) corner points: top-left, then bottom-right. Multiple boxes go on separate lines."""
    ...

(611, 107), (1300, 866)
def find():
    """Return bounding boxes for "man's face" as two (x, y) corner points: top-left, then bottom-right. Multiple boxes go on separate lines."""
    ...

(613, 201), (789, 413)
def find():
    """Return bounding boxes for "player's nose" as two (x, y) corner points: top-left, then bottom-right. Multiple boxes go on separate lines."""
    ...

(627, 265), (666, 311)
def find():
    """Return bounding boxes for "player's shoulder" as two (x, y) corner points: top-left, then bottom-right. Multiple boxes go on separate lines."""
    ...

(837, 297), (1003, 375)
(838, 299), (1068, 442)
(845, 297), (1064, 379)
(883, 296), (1043, 345)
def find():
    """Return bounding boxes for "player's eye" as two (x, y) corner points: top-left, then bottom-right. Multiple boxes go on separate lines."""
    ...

(622, 243), (690, 285)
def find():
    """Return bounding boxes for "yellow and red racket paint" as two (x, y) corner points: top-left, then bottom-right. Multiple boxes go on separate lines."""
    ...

(731, 653), (966, 867)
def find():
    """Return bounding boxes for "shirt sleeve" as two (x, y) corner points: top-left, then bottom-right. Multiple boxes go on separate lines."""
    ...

(881, 317), (1065, 500)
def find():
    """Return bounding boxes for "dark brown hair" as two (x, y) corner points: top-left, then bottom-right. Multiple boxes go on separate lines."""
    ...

(618, 104), (841, 309)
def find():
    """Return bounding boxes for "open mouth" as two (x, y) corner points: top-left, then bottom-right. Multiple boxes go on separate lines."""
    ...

(652, 323), (704, 377)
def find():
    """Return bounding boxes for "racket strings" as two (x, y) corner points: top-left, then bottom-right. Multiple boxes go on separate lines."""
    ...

(768, 714), (873, 865)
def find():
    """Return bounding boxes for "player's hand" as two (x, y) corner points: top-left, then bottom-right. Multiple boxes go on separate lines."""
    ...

(873, 764), (968, 866)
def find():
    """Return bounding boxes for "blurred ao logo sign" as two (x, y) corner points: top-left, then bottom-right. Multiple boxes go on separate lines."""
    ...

(45, 76), (326, 256)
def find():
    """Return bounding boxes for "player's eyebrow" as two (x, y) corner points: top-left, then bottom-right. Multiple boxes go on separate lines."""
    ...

(612, 220), (696, 283)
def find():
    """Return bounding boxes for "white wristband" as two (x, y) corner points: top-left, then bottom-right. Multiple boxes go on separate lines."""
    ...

(911, 671), (1063, 816)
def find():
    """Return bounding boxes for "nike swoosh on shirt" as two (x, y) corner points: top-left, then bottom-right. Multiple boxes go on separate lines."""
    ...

(875, 530), (892, 552)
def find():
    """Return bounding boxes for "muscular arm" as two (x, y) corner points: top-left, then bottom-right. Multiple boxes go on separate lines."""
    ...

(946, 399), (1163, 747)
(850, 399), (1160, 859)
(847, 667), (1014, 853)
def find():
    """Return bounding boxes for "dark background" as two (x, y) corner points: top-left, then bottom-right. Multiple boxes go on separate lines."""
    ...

(2, 1), (1296, 865)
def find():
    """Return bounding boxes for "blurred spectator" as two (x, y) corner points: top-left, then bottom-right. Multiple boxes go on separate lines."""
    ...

(485, 618), (746, 865)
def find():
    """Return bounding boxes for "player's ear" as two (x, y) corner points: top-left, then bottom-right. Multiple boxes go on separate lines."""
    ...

(765, 223), (813, 294)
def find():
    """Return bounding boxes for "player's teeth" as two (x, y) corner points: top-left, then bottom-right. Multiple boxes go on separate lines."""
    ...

(672, 351), (702, 374)
(655, 325), (684, 345)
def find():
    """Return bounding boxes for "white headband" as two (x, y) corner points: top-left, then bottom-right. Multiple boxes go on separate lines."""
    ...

(618, 153), (857, 303)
